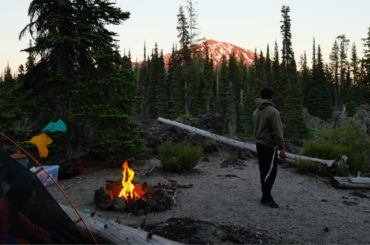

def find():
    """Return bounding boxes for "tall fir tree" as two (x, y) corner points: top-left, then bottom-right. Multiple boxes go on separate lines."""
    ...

(360, 27), (370, 103)
(138, 43), (149, 116)
(306, 45), (332, 120)
(351, 43), (360, 86)
(157, 50), (169, 117)
(272, 41), (282, 108)
(330, 40), (340, 108)
(147, 43), (160, 117)
(17, 0), (142, 161)
(265, 44), (272, 87)
(227, 52), (241, 135)
(217, 56), (229, 115)
(337, 34), (350, 108)
(185, 0), (202, 45)
(176, 6), (192, 117)
(279, 5), (308, 139)
(300, 51), (312, 109)
(203, 44), (214, 113)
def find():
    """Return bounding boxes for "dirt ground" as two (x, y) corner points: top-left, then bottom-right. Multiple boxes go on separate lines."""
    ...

(49, 151), (370, 244)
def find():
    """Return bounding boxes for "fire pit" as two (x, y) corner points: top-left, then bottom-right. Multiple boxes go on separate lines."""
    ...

(94, 161), (175, 215)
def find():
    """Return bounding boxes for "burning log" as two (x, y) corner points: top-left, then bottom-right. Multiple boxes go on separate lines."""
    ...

(157, 117), (348, 168)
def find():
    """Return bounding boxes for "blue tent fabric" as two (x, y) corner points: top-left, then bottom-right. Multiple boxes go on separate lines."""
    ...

(42, 119), (67, 133)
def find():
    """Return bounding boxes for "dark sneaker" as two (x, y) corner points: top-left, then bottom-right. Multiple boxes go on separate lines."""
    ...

(260, 199), (279, 208)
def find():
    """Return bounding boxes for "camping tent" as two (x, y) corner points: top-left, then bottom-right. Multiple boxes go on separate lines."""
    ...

(0, 149), (94, 243)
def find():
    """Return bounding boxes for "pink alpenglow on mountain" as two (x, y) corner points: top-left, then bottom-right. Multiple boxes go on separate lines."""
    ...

(163, 39), (255, 67)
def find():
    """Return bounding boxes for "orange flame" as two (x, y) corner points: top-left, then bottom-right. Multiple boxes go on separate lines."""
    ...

(118, 161), (144, 201)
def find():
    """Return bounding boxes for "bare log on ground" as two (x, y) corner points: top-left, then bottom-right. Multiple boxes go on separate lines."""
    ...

(158, 117), (348, 168)
(332, 176), (370, 189)
(60, 204), (182, 245)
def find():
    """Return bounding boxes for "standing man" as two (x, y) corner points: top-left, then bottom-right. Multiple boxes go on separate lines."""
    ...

(253, 87), (286, 208)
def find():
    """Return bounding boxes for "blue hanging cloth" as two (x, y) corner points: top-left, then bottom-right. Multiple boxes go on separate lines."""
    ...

(42, 119), (67, 133)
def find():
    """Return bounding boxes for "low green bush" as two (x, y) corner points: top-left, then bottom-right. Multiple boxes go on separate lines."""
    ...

(159, 140), (203, 172)
(314, 129), (333, 140)
(303, 126), (370, 175)
(296, 160), (316, 174)
(296, 160), (330, 176)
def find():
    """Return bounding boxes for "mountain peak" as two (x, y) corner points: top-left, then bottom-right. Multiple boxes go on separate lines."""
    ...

(162, 39), (255, 67)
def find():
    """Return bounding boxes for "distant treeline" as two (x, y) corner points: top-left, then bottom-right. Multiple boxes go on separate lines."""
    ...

(0, 1), (369, 161)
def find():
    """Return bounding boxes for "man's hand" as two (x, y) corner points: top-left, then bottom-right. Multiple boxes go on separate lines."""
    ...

(279, 149), (286, 160)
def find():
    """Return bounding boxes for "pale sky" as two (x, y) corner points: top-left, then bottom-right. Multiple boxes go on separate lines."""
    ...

(1, 0), (370, 73)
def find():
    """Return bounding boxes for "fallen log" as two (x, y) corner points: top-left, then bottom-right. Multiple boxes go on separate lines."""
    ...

(332, 176), (370, 189)
(158, 117), (348, 168)
(60, 204), (182, 245)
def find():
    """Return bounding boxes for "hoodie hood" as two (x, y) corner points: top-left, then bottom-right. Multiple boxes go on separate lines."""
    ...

(255, 98), (274, 110)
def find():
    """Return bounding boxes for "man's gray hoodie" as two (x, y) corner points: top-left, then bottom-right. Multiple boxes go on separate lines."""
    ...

(252, 98), (285, 150)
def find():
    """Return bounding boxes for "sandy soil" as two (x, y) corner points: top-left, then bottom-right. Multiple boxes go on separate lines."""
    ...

(49, 152), (370, 244)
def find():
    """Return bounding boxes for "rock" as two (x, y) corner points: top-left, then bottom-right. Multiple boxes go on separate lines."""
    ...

(220, 157), (245, 168)
(203, 143), (219, 154)
(350, 191), (369, 199)
(94, 188), (113, 210)
(214, 229), (228, 241)
(195, 113), (225, 134)
(237, 150), (251, 160)
(113, 197), (127, 211)
(331, 104), (370, 134)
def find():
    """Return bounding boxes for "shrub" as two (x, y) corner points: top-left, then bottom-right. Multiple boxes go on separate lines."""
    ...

(296, 160), (316, 174)
(296, 160), (330, 176)
(303, 126), (370, 175)
(159, 140), (203, 172)
(314, 129), (333, 140)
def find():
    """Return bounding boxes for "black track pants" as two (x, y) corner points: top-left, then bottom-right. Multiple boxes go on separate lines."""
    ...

(256, 143), (278, 198)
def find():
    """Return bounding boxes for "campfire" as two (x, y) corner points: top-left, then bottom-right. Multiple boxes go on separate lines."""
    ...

(94, 161), (175, 215)
(117, 161), (145, 201)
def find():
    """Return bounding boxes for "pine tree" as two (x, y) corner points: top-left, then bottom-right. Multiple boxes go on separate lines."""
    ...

(306, 45), (332, 120)
(218, 56), (229, 115)
(176, 6), (191, 117)
(330, 40), (340, 108)
(157, 50), (169, 117)
(337, 34), (350, 108)
(239, 66), (255, 138)
(3, 65), (14, 83)
(189, 57), (202, 115)
(265, 44), (272, 87)
(168, 49), (185, 118)
(18, 0), (142, 161)
(227, 52), (241, 135)
(342, 68), (356, 115)
(279, 5), (308, 139)
(138, 43), (149, 116)
(351, 43), (360, 86)
(25, 40), (35, 72)
(203, 44), (214, 113)
(147, 43), (160, 117)
(185, 0), (202, 45)
(300, 52), (312, 109)
(257, 50), (267, 90)
(272, 41), (282, 108)
(360, 27), (370, 103)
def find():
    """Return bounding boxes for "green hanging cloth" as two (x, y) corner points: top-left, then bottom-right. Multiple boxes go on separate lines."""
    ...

(42, 119), (67, 133)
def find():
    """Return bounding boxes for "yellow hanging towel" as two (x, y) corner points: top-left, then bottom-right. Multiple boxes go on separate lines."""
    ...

(27, 133), (53, 158)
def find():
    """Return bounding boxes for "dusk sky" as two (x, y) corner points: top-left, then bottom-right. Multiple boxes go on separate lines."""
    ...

(1, 0), (370, 73)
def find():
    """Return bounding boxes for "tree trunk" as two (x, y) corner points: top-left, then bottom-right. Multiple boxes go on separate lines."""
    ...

(158, 117), (348, 168)
(61, 204), (182, 245)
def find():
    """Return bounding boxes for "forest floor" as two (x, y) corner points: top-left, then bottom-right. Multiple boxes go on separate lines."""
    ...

(49, 151), (370, 244)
